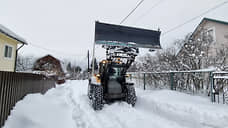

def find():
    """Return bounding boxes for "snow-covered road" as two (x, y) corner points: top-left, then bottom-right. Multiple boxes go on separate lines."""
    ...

(3, 80), (228, 128)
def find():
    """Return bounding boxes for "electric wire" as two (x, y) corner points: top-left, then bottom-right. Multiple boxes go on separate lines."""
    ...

(133, 0), (165, 24)
(162, 0), (228, 36)
(29, 43), (85, 57)
(27, 0), (228, 56)
(120, 0), (145, 24)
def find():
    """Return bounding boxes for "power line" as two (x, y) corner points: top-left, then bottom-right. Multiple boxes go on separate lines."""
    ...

(133, 0), (165, 24)
(120, 0), (145, 24)
(29, 42), (85, 57)
(162, 0), (228, 36)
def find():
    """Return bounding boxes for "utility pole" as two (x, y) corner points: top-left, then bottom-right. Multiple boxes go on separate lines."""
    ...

(87, 50), (90, 73)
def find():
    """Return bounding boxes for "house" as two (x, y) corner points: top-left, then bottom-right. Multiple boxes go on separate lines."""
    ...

(177, 18), (228, 70)
(191, 18), (228, 57)
(0, 24), (27, 72)
(33, 55), (65, 84)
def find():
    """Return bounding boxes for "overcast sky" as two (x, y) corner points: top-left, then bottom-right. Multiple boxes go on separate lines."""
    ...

(1, 0), (228, 64)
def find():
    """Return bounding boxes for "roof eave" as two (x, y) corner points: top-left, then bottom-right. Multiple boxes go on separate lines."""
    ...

(0, 31), (28, 45)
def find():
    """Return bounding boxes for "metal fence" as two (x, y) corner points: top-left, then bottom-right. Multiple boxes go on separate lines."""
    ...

(129, 71), (212, 93)
(129, 70), (228, 104)
(0, 71), (55, 127)
(212, 72), (228, 104)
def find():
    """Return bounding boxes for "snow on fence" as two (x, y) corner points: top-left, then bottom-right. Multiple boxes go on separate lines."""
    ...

(0, 71), (55, 127)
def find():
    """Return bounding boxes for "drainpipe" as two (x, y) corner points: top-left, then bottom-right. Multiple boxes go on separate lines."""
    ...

(14, 44), (25, 72)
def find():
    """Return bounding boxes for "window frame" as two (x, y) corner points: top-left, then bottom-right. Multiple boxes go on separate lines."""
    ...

(3, 44), (14, 60)
(206, 27), (216, 43)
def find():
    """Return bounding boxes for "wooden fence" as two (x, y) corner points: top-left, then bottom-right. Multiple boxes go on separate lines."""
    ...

(0, 71), (55, 127)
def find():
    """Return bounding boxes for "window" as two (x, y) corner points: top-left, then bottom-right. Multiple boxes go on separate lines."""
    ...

(206, 28), (215, 42)
(4, 45), (13, 58)
(109, 67), (123, 79)
(207, 29), (213, 37)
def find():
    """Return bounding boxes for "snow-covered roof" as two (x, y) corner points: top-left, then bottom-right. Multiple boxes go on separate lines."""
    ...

(0, 24), (27, 44)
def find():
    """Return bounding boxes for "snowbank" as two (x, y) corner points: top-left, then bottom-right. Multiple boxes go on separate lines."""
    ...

(3, 80), (228, 128)
(3, 85), (75, 128)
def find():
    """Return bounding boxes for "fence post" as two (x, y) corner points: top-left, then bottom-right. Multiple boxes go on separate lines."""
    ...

(210, 72), (214, 102)
(170, 72), (174, 90)
(143, 73), (146, 90)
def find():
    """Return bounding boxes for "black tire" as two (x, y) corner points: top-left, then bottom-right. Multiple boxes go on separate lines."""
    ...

(92, 86), (104, 110)
(125, 85), (137, 106)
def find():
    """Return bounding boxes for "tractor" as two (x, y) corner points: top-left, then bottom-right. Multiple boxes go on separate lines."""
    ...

(88, 21), (161, 110)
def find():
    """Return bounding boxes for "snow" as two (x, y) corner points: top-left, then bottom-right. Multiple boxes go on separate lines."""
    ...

(0, 24), (27, 44)
(214, 76), (228, 79)
(3, 80), (228, 128)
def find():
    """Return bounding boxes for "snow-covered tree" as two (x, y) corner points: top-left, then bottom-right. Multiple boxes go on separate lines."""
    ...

(16, 54), (36, 72)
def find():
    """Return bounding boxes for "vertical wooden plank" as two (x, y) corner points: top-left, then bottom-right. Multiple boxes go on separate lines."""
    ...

(1, 72), (9, 127)
(15, 73), (20, 101)
(19, 74), (24, 100)
(0, 72), (4, 127)
(3, 72), (11, 126)
(29, 75), (32, 94)
(10, 73), (14, 108)
(10, 72), (14, 111)
(11, 72), (17, 108)
(42, 77), (45, 94)
(18, 73), (23, 101)
(22, 74), (27, 100)
(5, 72), (9, 122)
(12, 72), (16, 106)
(0, 72), (7, 127)
(7, 72), (13, 117)
(23, 74), (27, 98)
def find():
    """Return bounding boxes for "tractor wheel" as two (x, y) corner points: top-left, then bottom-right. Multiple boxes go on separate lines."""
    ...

(92, 86), (104, 110)
(125, 85), (137, 106)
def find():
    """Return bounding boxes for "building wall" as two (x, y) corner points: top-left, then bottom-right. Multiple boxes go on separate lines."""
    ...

(0, 33), (19, 72)
(201, 21), (228, 57)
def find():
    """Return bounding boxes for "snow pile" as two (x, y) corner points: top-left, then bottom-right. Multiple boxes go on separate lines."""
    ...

(137, 90), (228, 128)
(3, 85), (75, 128)
(3, 80), (228, 128)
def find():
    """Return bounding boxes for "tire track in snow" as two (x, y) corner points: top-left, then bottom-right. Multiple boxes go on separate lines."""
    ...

(67, 81), (185, 128)
(96, 104), (128, 128)
(66, 85), (124, 128)
(67, 85), (126, 128)
(67, 87), (94, 128)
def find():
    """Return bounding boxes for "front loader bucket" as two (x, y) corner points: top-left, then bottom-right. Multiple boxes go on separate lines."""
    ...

(95, 21), (161, 49)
